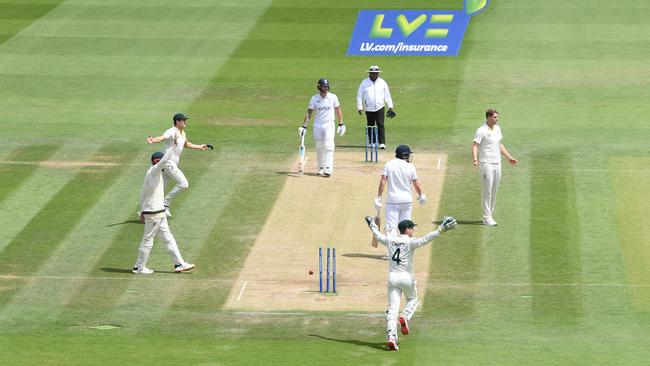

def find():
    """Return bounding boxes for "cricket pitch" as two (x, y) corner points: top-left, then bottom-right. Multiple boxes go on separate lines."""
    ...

(224, 150), (447, 312)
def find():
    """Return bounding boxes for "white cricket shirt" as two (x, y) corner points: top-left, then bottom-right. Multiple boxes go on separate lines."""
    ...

(356, 77), (393, 112)
(308, 92), (340, 126)
(473, 123), (503, 164)
(383, 158), (418, 203)
(162, 127), (186, 164)
(140, 151), (172, 218)
(370, 227), (441, 273)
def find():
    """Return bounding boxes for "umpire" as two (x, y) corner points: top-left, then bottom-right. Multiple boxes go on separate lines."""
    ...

(357, 65), (395, 150)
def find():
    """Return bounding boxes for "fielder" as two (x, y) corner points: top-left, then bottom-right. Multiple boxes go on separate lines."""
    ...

(146, 113), (209, 217)
(133, 146), (195, 274)
(357, 65), (395, 150)
(471, 108), (518, 226)
(365, 216), (457, 351)
(300, 78), (345, 177)
(374, 145), (427, 236)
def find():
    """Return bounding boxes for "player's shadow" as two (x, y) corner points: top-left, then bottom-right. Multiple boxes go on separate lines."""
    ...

(106, 219), (143, 227)
(432, 219), (483, 225)
(309, 334), (386, 351)
(342, 253), (386, 261)
(277, 171), (321, 177)
(100, 268), (177, 274)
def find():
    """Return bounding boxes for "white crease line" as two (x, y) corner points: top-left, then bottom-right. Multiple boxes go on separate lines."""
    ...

(236, 281), (247, 302)
(436, 157), (442, 170)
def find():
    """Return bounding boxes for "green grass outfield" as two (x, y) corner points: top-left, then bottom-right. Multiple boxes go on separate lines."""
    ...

(2, 0), (650, 364)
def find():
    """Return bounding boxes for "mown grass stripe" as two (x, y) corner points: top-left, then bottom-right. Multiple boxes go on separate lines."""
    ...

(0, 151), (145, 325)
(610, 156), (650, 312)
(0, 144), (58, 204)
(0, 2), (63, 44)
(0, 144), (138, 281)
(529, 152), (583, 320)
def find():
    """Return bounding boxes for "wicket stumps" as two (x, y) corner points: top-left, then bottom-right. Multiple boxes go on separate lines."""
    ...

(319, 247), (336, 293)
(365, 126), (379, 162)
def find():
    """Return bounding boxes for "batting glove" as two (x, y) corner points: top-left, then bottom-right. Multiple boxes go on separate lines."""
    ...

(373, 196), (382, 210)
(386, 109), (396, 118)
(337, 123), (346, 136)
(365, 216), (378, 230)
(298, 126), (307, 137)
(418, 194), (427, 205)
(439, 216), (457, 232)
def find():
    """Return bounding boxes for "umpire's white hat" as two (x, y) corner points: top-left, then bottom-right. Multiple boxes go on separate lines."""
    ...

(368, 65), (381, 73)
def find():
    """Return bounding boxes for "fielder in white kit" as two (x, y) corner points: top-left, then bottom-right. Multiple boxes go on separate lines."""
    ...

(300, 78), (345, 177)
(146, 113), (209, 217)
(365, 216), (457, 351)
(471, 109), (518, 226)
(133, 146), (195, 274)
(374, 145), (427, 236)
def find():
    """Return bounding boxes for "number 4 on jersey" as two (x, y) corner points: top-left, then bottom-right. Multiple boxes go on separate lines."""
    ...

(391, 248), (401, 265)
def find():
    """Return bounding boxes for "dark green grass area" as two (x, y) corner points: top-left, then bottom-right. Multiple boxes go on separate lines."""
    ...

(4, 0), (650, 364)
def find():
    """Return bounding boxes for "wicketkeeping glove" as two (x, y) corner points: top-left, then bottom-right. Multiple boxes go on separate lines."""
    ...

(337, 123), (346, 136)
(439, 216), (457, 232)
(386, 109), (396, 118)
(298, 126), (307, 137)
(364, 216), (378, 230)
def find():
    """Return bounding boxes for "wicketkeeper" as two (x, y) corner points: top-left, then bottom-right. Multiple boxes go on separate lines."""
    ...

(365, 216), (457, 351)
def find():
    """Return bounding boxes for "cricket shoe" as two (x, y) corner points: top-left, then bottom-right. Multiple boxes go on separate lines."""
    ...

(482, 217), (498, 226)
(386, 336), (399, 351)
(399, 315), (410, 335)
(379, 144), (386, 150)
(317, 168), (325, 176)
(174, 263), (196, 273)
(164, 206), (172, 217)
(323, 168), (332, 177)
(132, 266), (154, 275)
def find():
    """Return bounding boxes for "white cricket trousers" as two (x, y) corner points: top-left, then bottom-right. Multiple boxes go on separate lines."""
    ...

(313, 123), (335, 171)
(135, 215), (184, 268)
(385, 202), (412, 236)
(163, 161), (188, 207)
(479, 162), (501, 220)
(386, 271), (420, 339)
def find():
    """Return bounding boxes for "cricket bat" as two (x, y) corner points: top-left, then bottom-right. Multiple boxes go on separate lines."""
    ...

(371, 208), (380, 248)
(297, 129), (307, 175)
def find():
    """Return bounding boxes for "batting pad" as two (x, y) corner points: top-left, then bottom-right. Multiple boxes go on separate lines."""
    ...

(224, 151), (447, 312)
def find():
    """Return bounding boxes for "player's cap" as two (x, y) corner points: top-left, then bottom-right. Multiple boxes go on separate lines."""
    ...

(151, 151), (164, 162)
(398, 219), (417, 232)
(368, 65), (381, 73)
(173, 113), (189, 121)
(395, 144), (412, 159)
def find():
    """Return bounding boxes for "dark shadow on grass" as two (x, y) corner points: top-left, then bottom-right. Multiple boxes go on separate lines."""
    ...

(432, 219), (483, 225)
(309, 334), (386, 351)
(106, 220), (143, 227)
(100, 267), (180, 274)
(276, 171), (321, 177)
(342, 253), (386, 261)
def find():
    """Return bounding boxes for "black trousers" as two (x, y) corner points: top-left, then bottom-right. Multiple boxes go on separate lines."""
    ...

(365, 107), (385, 144)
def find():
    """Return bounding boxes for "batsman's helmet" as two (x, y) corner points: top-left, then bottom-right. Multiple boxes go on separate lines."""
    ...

(317, 78), (330, 92)
(151, 151), (164, 162)
(395, 144), (412, 160)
